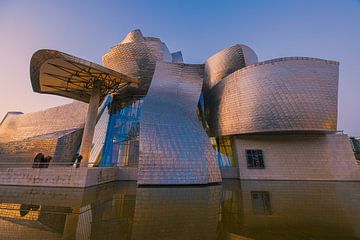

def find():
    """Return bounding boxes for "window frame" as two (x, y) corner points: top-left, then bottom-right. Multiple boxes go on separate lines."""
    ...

(245, 149), (265, 169)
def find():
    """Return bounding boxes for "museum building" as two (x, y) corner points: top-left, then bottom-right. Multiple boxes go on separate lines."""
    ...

(0, 29), (359, 185)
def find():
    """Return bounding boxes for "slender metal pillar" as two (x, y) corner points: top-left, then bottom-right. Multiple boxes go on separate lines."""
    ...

(80, 84), (101, 167)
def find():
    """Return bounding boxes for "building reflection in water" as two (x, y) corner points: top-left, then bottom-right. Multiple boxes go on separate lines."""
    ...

(0, 180), (359, 239)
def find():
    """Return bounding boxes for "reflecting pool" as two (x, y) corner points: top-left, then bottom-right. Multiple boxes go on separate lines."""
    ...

(0, 180), (359, 239)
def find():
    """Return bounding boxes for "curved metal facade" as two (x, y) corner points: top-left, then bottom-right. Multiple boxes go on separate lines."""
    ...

(204, 44), (258, 90)
(205, 57), (339, 136)
(102, 30), (172, 96)
(138, 62), (221, 185)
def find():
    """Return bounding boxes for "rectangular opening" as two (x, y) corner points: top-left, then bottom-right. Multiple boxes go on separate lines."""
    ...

(246, 149), (265, 169)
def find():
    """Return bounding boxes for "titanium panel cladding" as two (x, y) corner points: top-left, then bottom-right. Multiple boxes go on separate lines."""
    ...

(102, 30), (172, 95)
(206, 58), (339, 136)
(138, 62), (221, 185)
(204, 44), (258, 90)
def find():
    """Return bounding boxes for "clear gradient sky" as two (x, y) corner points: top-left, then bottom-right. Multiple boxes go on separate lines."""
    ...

(0, 0), (359, 135)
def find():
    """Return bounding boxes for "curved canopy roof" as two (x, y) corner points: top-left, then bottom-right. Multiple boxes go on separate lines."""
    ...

(30, 49), (139, 103)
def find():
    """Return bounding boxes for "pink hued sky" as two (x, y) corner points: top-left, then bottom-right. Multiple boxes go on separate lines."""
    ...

(0, 0), (359, 136)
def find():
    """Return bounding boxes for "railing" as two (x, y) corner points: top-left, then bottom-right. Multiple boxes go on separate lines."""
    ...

(0, 162), (115, 168)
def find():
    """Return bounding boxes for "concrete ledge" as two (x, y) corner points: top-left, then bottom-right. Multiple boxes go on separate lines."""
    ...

(117, 166), (138, 180)
(220, 167), (239, 179)
(0, 167), (118, 188)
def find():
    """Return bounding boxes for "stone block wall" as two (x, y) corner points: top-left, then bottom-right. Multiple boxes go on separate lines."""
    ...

(117, 166), (138, 180)
(238, 181), (360, 239)
(234, 133), (360, 181)
(0, 167), (118, 187)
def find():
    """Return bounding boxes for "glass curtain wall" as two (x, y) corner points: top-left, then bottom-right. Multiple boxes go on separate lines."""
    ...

(100, 96), (143, 167)
(198, 93), (234, 167)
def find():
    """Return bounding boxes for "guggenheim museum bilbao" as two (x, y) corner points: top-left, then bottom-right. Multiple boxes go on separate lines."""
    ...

(0, 29), (359, 186)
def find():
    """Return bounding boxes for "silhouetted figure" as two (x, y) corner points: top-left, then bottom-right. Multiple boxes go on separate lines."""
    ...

(42, 156), (52, 168)
(75, 154), (83, 168)
(32, 153), (44, 168)
(19, 204), (40, 217)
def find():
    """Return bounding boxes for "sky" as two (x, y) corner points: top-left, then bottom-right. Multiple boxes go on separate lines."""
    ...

(0, 0), (359, 135)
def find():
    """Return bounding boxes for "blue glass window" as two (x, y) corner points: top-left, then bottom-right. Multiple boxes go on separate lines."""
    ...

(100, 98), (143, 167)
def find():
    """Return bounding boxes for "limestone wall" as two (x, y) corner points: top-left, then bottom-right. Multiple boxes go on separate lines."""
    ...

(0, 167), (118, 187)
(234, 133), (360, 181)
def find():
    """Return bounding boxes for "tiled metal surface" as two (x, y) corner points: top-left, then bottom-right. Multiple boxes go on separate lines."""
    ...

(102, 29), (172, 96)
(205, 57), (339, 136)
(131, 186), (222, 240)
(0, 101), (87, 143)
(204, 44), (258, 90)
(138, 62), (221, 185)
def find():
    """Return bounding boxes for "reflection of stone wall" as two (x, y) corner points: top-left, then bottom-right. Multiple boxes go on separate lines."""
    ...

(1, 181), (359, 239)
(0, 218), (62, 240)
(237, 180), (360, 239)
(139, 62), (221, 184)
(234, 133), (360, 181)
(131, 186), (222, 240)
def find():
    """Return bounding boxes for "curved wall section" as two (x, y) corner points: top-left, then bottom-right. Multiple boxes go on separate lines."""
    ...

(139, 62), (221, 185)
(206, 57), (339, 136)
(102, 30), (172, 95)
(204, 44), (258, 90)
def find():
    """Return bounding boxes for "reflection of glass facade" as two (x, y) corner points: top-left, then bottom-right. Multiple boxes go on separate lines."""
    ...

(211, 137), (234, 167)
(198, 93), (234, 167)
(100, 97), (143, 167)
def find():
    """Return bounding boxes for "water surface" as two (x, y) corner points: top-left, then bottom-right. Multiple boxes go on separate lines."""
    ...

(0, 180), (359, 239)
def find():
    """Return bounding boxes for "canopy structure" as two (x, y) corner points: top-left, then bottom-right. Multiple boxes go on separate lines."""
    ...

(30, 49), (140, 165)
(30, 49), (139, 103)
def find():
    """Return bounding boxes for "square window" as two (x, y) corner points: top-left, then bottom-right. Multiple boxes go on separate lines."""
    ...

(246, 149), (265, 169)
